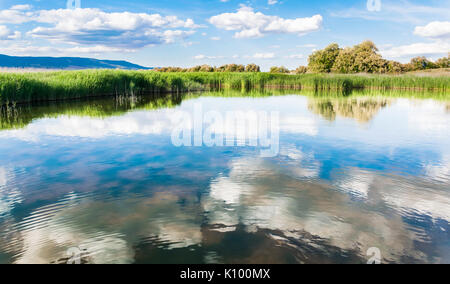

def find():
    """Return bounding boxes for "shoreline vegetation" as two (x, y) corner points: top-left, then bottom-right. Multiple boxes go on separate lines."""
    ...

(0, 41), (448, 105)
(0, 70), (449, 105)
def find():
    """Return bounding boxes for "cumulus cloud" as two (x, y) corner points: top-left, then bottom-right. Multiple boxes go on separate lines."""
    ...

(209, 5), (322, 38)
(10, 5), (32, 11)
(0, 5), (33, 24)
(0, 7), (198, 50)
(252, 52), (275, 59)
(194, 54), (224, 60)
(285, 54), (304, 59)
(0, 43), (140, 57)
(414, 21), (450, 40)
(332, 1), (450, 25)
(381, 41), (450, 59)
(0, 25), (20, 40)
(379, 20), (450, 60)
(29, 8), (197, 48)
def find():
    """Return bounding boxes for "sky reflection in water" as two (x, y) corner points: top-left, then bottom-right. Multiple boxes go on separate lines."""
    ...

(0, 94), (449, 264)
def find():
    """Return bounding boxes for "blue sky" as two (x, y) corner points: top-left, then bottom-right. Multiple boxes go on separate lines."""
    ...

(0, 0), (449, 70)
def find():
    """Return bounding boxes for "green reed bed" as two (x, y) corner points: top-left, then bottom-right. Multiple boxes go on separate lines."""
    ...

(0, 70), (448, 105)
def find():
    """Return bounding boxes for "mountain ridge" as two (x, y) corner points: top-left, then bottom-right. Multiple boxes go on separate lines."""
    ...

(0, 54), (151, 70)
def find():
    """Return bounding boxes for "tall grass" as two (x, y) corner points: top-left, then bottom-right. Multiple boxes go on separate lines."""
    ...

(0, 70), (448, 105)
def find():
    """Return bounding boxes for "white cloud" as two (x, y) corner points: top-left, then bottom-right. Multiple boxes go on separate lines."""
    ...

(379, 20), (450, 61)
(252, 52), (275, 59)
(0, 25), (20, 40)
(0, 6), (33, 24)
(10, 5), (32, 11)
(194, 54), (223, 60)
(285, 54), (304, 59)
(381, 42), (450, 59)
(297, 44), (316, 48)
(0, 43), (134, 56)
(332, 1), (450, 25)
(29, 9), (197, 48)
(209, 5), (322, 38)
(414, 21), (450, 40)
(0, 26), (10, 39)
(64, 45), (135, 54)
(0, 7), (198, 50)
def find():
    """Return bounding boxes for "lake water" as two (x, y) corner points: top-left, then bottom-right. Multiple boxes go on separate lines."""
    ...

(0, 92), (449, 264)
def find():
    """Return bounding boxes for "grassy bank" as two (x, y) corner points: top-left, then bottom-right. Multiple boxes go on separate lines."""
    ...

(0, 70), (449, 105)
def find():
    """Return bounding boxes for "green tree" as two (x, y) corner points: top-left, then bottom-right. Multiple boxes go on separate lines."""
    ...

(270, 66), (290, 74)
(245, 64), (261, 72)
(332, 47), (356, 73)
(219, 64), (245, 72)
(352, 41), (387, 73)
(410, 57), (435, 70)
(435, 54), (450, 68)
(187, 66), (201, 72)
(308, 43), (341, 73)
(386, 61), (404, 74)
(294, 66), (308, 74)
(332, 41), (388, 73)
(199, 65), (214, 72)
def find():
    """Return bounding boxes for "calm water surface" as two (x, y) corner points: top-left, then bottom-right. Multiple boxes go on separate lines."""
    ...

(0, 93), (449, 264)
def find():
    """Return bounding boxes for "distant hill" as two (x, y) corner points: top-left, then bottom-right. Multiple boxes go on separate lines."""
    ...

(0, 54), (151, 70)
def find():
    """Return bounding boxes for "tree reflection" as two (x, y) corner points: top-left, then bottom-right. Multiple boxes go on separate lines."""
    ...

(308, 97), (391, 123)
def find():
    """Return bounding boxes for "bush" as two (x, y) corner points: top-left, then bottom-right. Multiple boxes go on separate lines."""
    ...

(410, 57), (436, 70)
(308, 43), (341, 73)
(295, 66), (308, 74)
(332, 41), (388, 73)
(435, 54), (450, 68)
(245, 64), (261, 72)
(270, 66), (290, 74)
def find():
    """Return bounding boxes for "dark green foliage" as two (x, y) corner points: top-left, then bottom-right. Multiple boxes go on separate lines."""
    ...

(295, 66), (308, 74)
(270, 66), (290, 74)
(436, 55), (450, 68)
(409, 57), (437, 71)
(245, 64), (261, 72)
(308, 43), (341, 73)
(306, 41), (449, 74)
